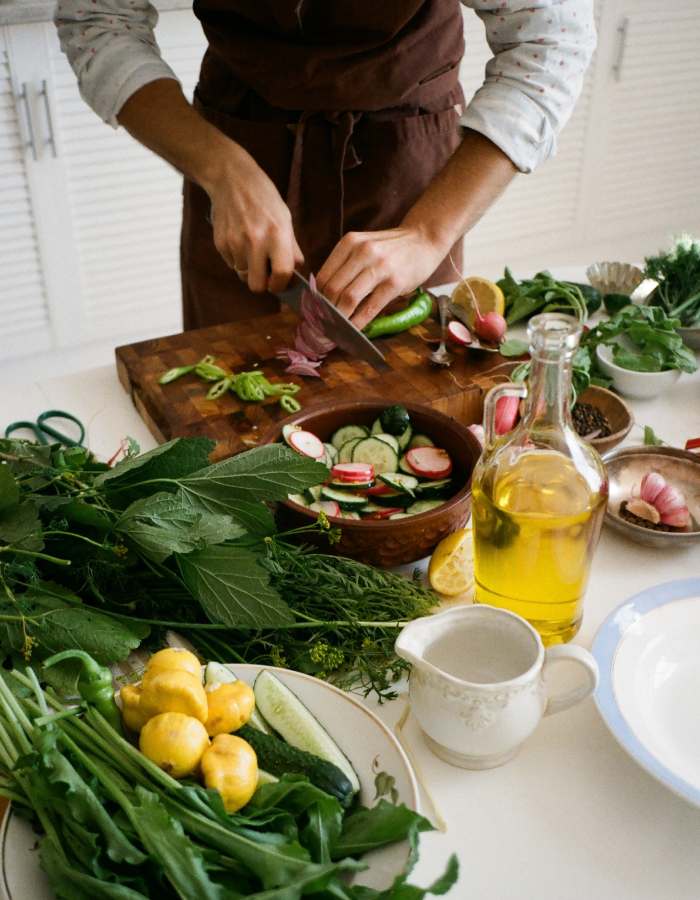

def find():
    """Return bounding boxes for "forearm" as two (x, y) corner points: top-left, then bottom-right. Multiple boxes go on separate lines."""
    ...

(117, 79), (231, 193)
(402, 129), (517, 253)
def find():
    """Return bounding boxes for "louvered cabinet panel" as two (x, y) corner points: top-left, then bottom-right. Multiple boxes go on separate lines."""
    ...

(45, 11), (207, 343)
(456, 5), (600, 268)
(0, 30), (52, 360)
(589, 0), (700, 240)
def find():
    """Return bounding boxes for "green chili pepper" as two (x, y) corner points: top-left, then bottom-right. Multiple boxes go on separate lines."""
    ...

(279, 394), (301, 413)
(363, 289), (432, 339)
(43, 650), (122, 734)
(159, 364), (195, 384)
(195, 362), (228, 382)
(206, 377), (232, 400)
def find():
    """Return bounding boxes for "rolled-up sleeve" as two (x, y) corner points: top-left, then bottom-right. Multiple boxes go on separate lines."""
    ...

(460, 1), (596, 173)
(54, 0), (179, 127)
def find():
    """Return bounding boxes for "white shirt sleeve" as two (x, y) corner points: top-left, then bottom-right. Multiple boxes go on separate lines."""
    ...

(460, 0), (596, 173)
(54, 0), (178, 127)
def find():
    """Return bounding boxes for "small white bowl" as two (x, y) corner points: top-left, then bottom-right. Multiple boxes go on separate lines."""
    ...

(595, 344), (681, 399)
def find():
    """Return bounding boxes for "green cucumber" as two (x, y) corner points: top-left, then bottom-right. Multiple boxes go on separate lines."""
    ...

(331, 425), (369, 450)
(408, 433), (434, 449)
(238, 724), (354, 807)
(282, 424), (302, 446)
(304, 485), (323, 503)
(204, 662), (272, 734)
(338, 437), (364, 463)
(339, 511), (361, 520)
(370, 418), (383, 435)
(406, 499), (444, 515)
(324, 443), (339, 465)
(397, 424), (413, 450)
(351, 437), (398, 474)
(371, 491), (414, 509)
(375, 433), (400, 454)
(320, 487), (368, 509)
(399, 454), (418, 475)
(416, 478), (454, 499)
(253, 670), (360, 795)
(328, 480), (374, 491)
(389, 513), (411, 519)
(379, 404), (411, 436)
(287, 492), (309, 507)
(379, 473), (418, 494)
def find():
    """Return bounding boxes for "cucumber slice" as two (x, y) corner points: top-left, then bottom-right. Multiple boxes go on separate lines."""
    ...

(282, 423), (302, 446)
(399, 454), (418, 475)
(359, 501), (386, 514)
(338, 437), (364, 463)
(331, 424), (369, 450)
(304, 485), (323, 503)
(328, 480), (374, 491)
(408, 433), (435, 449)
(370, 418), (383, 435)
(397, 423), (413, 451)
(389, 512), (411, 519)
(416, 478), (454, 499)
(371, 491), (414, 509)
(406, 499), (444, 515)
(375, 433), (400, 454)
(324, 443), (339, 465)
(339, 511), (361, 520)
(320, 486), (368, 509)
(287, 492), (309, 507)
(204, 662), (272, 734)
(351, 437), (399, 474)
(253, 670), (360, 795)
(379, 473), (418, 494)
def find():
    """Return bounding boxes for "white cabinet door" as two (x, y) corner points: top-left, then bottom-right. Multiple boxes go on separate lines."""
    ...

(43, 11), (207, 344)
(586, 0), (700, 244)
(0, 28), (52, 361)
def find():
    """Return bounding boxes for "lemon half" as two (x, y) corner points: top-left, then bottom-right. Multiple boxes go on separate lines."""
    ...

(429, 527), (474, 597)
(451, 277), (504, 329)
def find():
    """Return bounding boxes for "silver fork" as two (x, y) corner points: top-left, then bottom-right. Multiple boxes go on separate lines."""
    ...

(429, 294), (453, 366)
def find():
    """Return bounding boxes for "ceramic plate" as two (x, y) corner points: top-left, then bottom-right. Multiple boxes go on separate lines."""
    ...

(0, 664), (418, 899)
(592, 578), (700, 807)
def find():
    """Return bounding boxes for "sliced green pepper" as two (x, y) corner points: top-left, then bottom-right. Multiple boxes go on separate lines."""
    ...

(43, 650), (122, 734)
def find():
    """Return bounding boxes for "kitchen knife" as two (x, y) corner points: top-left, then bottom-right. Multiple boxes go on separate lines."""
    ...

(276, 270), (389, 372)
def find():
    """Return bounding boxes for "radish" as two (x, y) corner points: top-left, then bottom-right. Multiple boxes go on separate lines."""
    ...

(331, 462), (375, 482)
(474, 310), (507, 343)
(495, 396), (520, 435)
(406, 447), (452, 479)
(366, 482), (395, 496)
(447, 320), (472, 346)
(289, 430), (325, 459)
(365, 507), (404, 520)
(310, 500), (341, 516)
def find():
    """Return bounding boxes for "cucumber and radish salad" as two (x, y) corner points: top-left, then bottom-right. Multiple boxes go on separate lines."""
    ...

(282, 405), (459, 520)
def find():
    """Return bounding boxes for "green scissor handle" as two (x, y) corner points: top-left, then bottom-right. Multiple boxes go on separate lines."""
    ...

(4, 410), (85, 447)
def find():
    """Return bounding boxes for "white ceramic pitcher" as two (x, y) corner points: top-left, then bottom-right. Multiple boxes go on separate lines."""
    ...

(395, 604), (599, 769)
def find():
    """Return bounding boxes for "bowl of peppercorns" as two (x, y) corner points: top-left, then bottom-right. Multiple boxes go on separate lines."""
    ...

(573, 386), (633, 455)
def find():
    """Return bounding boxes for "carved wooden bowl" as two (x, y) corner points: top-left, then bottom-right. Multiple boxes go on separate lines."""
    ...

(265, 400), (482, 567)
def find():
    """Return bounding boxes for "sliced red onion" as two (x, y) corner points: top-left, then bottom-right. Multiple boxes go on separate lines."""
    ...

(286, 362), (322, 378)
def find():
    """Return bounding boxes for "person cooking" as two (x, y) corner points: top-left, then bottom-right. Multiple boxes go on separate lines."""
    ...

(55, 1), (595, 332)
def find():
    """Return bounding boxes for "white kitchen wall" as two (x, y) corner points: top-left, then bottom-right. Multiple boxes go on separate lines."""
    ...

(0, 0), (699, 382)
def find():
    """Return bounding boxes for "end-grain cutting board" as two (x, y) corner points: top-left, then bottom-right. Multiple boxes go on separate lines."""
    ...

(116, 308), (511, 460)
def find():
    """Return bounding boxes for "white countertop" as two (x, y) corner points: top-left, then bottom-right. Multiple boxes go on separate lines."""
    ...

(1, 296), (700, 899)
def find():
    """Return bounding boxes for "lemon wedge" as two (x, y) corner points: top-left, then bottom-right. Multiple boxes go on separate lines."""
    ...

(429, 527), (474, 597)
(451, 277), (504, 329)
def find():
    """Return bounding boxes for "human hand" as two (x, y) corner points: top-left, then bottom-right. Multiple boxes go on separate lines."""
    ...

(204, 140), (304, 293)
(315, 226), (447, 329)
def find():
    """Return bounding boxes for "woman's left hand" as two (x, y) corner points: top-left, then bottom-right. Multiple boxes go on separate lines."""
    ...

(316, 226), (449, 330)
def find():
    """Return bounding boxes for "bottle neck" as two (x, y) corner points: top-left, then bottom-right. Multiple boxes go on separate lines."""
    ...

(522, 352), (573, 429)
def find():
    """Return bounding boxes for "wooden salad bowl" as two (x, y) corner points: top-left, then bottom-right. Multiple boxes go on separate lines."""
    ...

(265, 401), (482, 568)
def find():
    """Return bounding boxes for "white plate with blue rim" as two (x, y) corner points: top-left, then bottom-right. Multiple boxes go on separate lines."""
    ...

(592, 578), (700, 807)
(0, 664), (419, 899)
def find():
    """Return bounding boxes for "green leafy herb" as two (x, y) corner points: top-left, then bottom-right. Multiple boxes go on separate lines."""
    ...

(645, 234), (700, 326)
(498, 268), (596, 325)
(643, 425), (663, 446)
(499, 338), (529, 358)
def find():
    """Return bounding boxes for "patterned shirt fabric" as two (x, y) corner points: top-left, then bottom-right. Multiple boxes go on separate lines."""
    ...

(54, 0), (596, 173)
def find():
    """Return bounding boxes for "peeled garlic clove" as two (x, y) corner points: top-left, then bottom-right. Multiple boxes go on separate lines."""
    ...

(640, 471), (666, 505)
(659, 505), (691, 528)
(626, 498), (661, 524)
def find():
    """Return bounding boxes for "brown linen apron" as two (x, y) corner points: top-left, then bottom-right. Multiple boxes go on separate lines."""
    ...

(181, 0), (465, 330)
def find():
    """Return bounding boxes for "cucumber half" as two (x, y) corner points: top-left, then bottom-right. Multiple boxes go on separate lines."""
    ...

(415, 478), (454, 499)
(406, 499), (444, 515)
(282, 423), (302, 446)
(408, 434), (435, 449)
(338, 437), (364, 464)
(351, 436), (399, 474)
(204, 662), (272, 734)
(253, 670), (360, 795)
(320, 486), (368, 509)
(379, 472), (418, 494)
(331, 424), (369, 450)
(375, 433), (400, 454)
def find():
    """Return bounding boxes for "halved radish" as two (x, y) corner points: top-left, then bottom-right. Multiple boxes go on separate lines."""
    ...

(289, 430), (325, 459)
(447, 320), (472, 346)
(365, 507), (404, 520)
(406, 447), (452, 479)
(331, 462), (375, 483)
(310, 500), (341, 516)
(365, 482), (395, 496)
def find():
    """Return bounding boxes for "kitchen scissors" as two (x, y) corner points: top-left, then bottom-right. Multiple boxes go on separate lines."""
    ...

(4, 410), (86, 447)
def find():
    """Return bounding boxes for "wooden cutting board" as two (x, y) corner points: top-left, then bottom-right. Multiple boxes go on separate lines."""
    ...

(116, 308), (513, 460)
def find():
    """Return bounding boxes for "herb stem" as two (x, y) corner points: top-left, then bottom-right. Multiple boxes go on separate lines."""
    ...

(0, 547), (71, 566)
(43, 530), (108, 550)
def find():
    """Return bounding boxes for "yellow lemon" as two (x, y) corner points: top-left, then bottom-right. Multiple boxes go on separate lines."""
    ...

(429, 528), (474, 597)
(451, 277), (504, 329)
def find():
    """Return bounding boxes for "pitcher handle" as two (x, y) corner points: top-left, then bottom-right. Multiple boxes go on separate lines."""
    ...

(483, 382), (527, 447)
(543, 645), (599, 717)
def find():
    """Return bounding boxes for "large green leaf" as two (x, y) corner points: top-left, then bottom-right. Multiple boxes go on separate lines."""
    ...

(95, 438), (214, 489)
(0, 465), (19, 513)
(39, 841), (149, 900)
(116, 491), (245, 564)
(0, 501), (43, 551)
(177, 544), (293, 628)
(177, 445), (327, 516)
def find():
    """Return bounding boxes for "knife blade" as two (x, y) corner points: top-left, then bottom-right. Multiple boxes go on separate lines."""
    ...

(276, 270), (389, 372)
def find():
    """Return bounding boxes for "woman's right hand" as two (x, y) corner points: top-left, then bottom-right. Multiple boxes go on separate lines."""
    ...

(203, 139), (304, 294)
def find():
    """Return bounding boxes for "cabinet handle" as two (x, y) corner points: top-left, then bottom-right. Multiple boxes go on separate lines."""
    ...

(39, 80), (58, 158)
(18, 83), (38, 160)
(611, 17), (629, 82)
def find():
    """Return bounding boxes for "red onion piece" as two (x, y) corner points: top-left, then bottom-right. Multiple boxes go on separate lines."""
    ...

(640, 472), (666, 505)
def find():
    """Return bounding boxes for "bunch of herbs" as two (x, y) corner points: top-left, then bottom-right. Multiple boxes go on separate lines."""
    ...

(645, 234), (700, 326)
